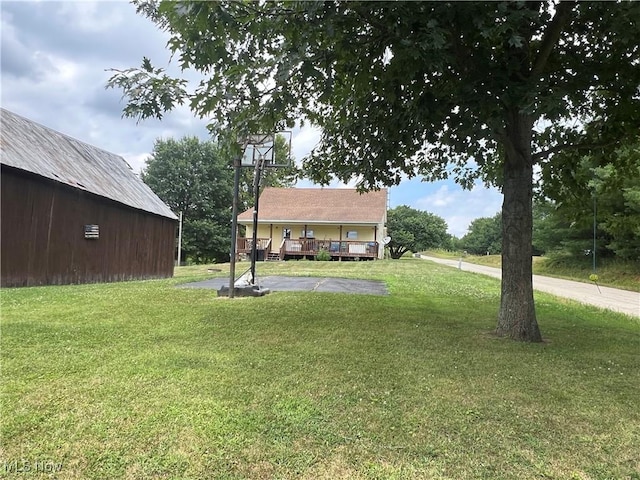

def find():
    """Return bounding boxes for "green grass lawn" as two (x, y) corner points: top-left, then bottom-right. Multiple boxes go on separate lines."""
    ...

(2, 259), (639, 479)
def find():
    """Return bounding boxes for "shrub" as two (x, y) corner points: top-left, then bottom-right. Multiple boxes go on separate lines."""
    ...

(315, 249), (331, 261)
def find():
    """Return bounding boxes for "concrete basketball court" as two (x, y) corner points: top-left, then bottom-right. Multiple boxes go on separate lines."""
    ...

(178, 276), (389, 296)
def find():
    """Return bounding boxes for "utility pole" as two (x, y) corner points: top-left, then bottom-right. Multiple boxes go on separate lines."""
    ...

(176, 211), (183, 266)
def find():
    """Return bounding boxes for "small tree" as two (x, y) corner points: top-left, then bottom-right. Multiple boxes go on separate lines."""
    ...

(387, 206), (449, 259)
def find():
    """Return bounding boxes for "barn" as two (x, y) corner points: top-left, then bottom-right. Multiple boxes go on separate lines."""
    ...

(1, 108), (178, 287)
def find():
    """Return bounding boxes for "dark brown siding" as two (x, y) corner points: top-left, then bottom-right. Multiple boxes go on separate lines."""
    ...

(1, 167), (176, 287)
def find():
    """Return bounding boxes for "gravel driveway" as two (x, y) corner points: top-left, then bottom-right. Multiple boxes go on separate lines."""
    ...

(419, 255), (639, 317)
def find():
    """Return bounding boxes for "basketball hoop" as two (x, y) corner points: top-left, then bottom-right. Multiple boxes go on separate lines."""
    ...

(240, 131), (292, 168)
(227, 130), (292, 298)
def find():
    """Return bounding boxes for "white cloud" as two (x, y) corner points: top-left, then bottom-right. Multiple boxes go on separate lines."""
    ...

(57, 1), (125, 33)
(446, 215), (475, 238)
(291, 125), (321, 163)
(417, 184), (456, 208)
(1, 0), (213, 179)
(120, 152), (150, 174)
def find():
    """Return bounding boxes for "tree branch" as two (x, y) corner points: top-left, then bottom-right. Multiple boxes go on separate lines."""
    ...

(530, 1), (574, 77)
(533, 139), (619, 162)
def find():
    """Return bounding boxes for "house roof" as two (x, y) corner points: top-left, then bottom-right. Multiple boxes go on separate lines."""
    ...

(0, 108), (177, 220)
(238, 187), (387, 224)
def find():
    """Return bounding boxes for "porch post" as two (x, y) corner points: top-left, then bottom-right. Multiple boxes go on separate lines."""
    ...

(303, 224), (307, 253)
(374, 225), (379, 260)
(269, 224), (273, 253)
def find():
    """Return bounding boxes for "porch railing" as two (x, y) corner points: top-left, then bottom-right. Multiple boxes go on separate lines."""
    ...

(236, 238), (272, 255)
(237, 237), (379, 259)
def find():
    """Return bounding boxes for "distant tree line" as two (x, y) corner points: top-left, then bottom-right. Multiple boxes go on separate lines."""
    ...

(535, 140), (640, 261)
(389, 137), (639, 260)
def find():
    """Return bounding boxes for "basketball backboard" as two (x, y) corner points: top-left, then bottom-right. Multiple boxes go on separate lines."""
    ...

(240, 132), (292, 168)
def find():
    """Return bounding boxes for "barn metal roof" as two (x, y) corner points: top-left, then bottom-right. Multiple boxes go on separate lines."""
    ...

(0, 108), (177, 220)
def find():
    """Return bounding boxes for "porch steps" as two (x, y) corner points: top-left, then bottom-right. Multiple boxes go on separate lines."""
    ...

(266, 252), (281, 261)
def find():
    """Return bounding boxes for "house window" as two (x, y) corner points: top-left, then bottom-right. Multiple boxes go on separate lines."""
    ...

(346, 231), (358, 239)
(283, 228), (291, 239)
(301, 229), (314, 238)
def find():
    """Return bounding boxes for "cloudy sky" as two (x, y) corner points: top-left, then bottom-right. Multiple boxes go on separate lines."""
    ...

(1, 0), (502, 237)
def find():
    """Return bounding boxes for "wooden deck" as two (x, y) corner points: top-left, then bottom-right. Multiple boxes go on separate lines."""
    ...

(237, 238), (379, 261)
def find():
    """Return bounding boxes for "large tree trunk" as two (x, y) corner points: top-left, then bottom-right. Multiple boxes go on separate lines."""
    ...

(496, 111), (543, 342)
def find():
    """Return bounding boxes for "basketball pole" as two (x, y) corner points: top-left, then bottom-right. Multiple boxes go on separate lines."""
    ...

(250, 154), (266, 285)
(228, 152), (242, 298)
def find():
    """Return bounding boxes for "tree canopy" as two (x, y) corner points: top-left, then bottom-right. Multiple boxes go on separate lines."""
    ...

(108, 1), (640, 341)
(142, 137), (234, 263)
(461, 213), (503, 256)
(386, 206), (449, 259)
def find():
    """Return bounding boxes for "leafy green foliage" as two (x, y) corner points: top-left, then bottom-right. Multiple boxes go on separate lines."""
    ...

(536, 141), (640, 260)
(461, 213), (502, 256)
(387, 206), (449, 259)
(142, 137), (233, 263)
(315, 249), (331, 261)
(106, 57), (188, 121)
(108, 2), (640, 189)
(532, 197), (595, 258)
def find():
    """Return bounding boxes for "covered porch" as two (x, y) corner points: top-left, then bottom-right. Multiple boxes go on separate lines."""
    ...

(236, 238), (379, 261)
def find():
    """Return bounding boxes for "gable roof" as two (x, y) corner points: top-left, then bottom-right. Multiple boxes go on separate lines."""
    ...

(238, 187), (387, 224)
(0, 108), (177, 220)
